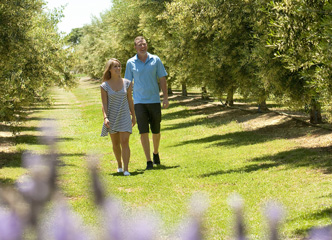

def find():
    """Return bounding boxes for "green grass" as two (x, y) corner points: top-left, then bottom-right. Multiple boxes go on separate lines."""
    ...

(2, 77), (332, 239)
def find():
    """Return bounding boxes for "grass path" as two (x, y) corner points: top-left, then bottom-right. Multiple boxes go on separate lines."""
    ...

(2, 77), (332, 239)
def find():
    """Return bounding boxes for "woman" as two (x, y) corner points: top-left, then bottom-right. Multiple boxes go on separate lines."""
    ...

(101, 58), (136, 176)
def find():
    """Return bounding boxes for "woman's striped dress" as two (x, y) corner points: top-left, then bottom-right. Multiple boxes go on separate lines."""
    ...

(100, 79), (132, 136)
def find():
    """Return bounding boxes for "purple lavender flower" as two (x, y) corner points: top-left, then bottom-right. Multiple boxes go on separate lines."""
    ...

(180, 218), (202, 240)
(16, 174), (50, 204)
(228, 193), (246, 240)
(87, 155), (105, 207)
(0, 208), (23, 240)
(103, 198), (124, 240)
(39, 119), (58, 146)
(126, 211), (160, 240)
(49, 200), (89, 240)
(308, 226), (332, 240)
(179, 192), (209, 240)
(265, 201), (284, 240)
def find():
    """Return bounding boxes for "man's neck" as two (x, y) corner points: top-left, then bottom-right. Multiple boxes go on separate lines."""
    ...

(137, 53), (148, 63)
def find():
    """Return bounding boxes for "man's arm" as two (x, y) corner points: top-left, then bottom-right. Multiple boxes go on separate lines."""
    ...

(124, 61), (133, 81)
(159, 76), (169, 109)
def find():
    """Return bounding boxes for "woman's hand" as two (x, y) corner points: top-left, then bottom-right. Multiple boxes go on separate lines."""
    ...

(104, 118), (110, 128)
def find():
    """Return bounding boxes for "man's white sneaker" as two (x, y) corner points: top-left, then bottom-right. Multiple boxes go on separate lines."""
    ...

(117, 168), (123, 173)
(124, 171), (130, 176)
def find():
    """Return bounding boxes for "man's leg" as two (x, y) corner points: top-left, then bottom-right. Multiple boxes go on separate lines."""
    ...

(135, 104), (153, 169)
(152, 133), (161, 165)
(149, 103), (161, 165)
(141, 133), (153, 169)
(152, 133), (160, 155)
(140, 133), (151, 162)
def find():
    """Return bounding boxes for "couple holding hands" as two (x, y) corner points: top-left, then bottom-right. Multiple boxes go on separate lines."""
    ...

(100, 36), (169, 176)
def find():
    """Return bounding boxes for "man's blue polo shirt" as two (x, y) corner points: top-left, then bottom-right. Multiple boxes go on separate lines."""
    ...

(125, 53), (167, 104)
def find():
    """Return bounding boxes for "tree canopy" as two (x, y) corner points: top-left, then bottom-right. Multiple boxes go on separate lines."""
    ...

(0, 0), (76, 123)
(73, 0), (332, 123)
(2, 0), (332, 124)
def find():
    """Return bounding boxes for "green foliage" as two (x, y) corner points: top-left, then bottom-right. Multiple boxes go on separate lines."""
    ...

(74, 0), (142, 79)
(267, 0), (332, 109)
(66, 28), (84, 45)
(0, 0), (76, 123)
(73, 0), (332, 119)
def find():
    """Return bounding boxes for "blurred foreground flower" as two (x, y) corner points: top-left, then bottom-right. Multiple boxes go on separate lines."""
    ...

(49, 199), (90, 240)
(179, 192), (209, 240)
(228, 193), (247, 240)
(0, 207), (22, 240)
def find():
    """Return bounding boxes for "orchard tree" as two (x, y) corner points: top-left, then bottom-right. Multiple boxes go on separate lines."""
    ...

(66, 28), (83, 45)
(75, 0), (141, 78)
(268, 0), (332, 123)
(0, 0), (75, 123)
(75, 17), (109, 78)
(160, 0), (214, 97)
(161, 0), (260, 104)
(206, 0), (258, 106)
(103, 0), (141, 67)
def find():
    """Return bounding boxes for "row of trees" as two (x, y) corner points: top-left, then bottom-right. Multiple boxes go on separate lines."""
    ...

(0, 0), (76, 124)
(2, 0), (330, 124)
(71, 0), (332, 123)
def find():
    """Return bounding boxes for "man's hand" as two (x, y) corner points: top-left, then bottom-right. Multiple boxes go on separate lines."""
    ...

(163, 98), (169, 109)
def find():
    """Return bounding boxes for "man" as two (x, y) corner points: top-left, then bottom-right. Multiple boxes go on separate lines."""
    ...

(125, 36), (169, 170)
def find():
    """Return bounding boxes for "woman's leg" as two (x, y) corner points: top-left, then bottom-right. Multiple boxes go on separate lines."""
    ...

(119, 132), (131, 172)
(110, 133), (122, 169)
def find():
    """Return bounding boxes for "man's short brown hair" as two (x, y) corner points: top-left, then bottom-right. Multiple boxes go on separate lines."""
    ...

(134, 36), (146, 45)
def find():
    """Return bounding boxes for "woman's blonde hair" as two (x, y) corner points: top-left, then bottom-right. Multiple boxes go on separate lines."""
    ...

(102, 58), (121, 82)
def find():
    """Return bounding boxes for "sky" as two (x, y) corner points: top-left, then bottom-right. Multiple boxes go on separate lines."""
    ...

(45, 0), (112, 34)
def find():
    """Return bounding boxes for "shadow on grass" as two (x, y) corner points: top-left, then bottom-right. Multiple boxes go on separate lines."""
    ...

(172, 116), (330, 148)
(164, 93), (326, 133)
(152, 164), (180, 171)
(113, 164), (181, 175)
(0, 178), (16, 185)
(168, 90), (201, 100)
(289, 207), (332, 237)
(11, 135), (75, 145)
(164, 99), (309, 131)
(0, 152), (22, 169)
(163, 108), (259, 131)
(0, 151), (84, 170)
(109, 170), (145, 176)
(308, 207), (332, 220)
(199, 146), (332, 178)
(29, 103), (71, 111)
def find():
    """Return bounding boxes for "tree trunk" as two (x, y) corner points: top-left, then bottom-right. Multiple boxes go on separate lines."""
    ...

(225, 87), (234, 106)
(258, 91), (269, 112)
(258, 100), (268, 112)
(201, 86), (209, 100)
(181, 83), (187, 96)
(168, 86), (173, 96)
(310, 98), (322, 124)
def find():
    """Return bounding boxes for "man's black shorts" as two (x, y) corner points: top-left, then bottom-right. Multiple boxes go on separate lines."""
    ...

(134, 103), (161, 134)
